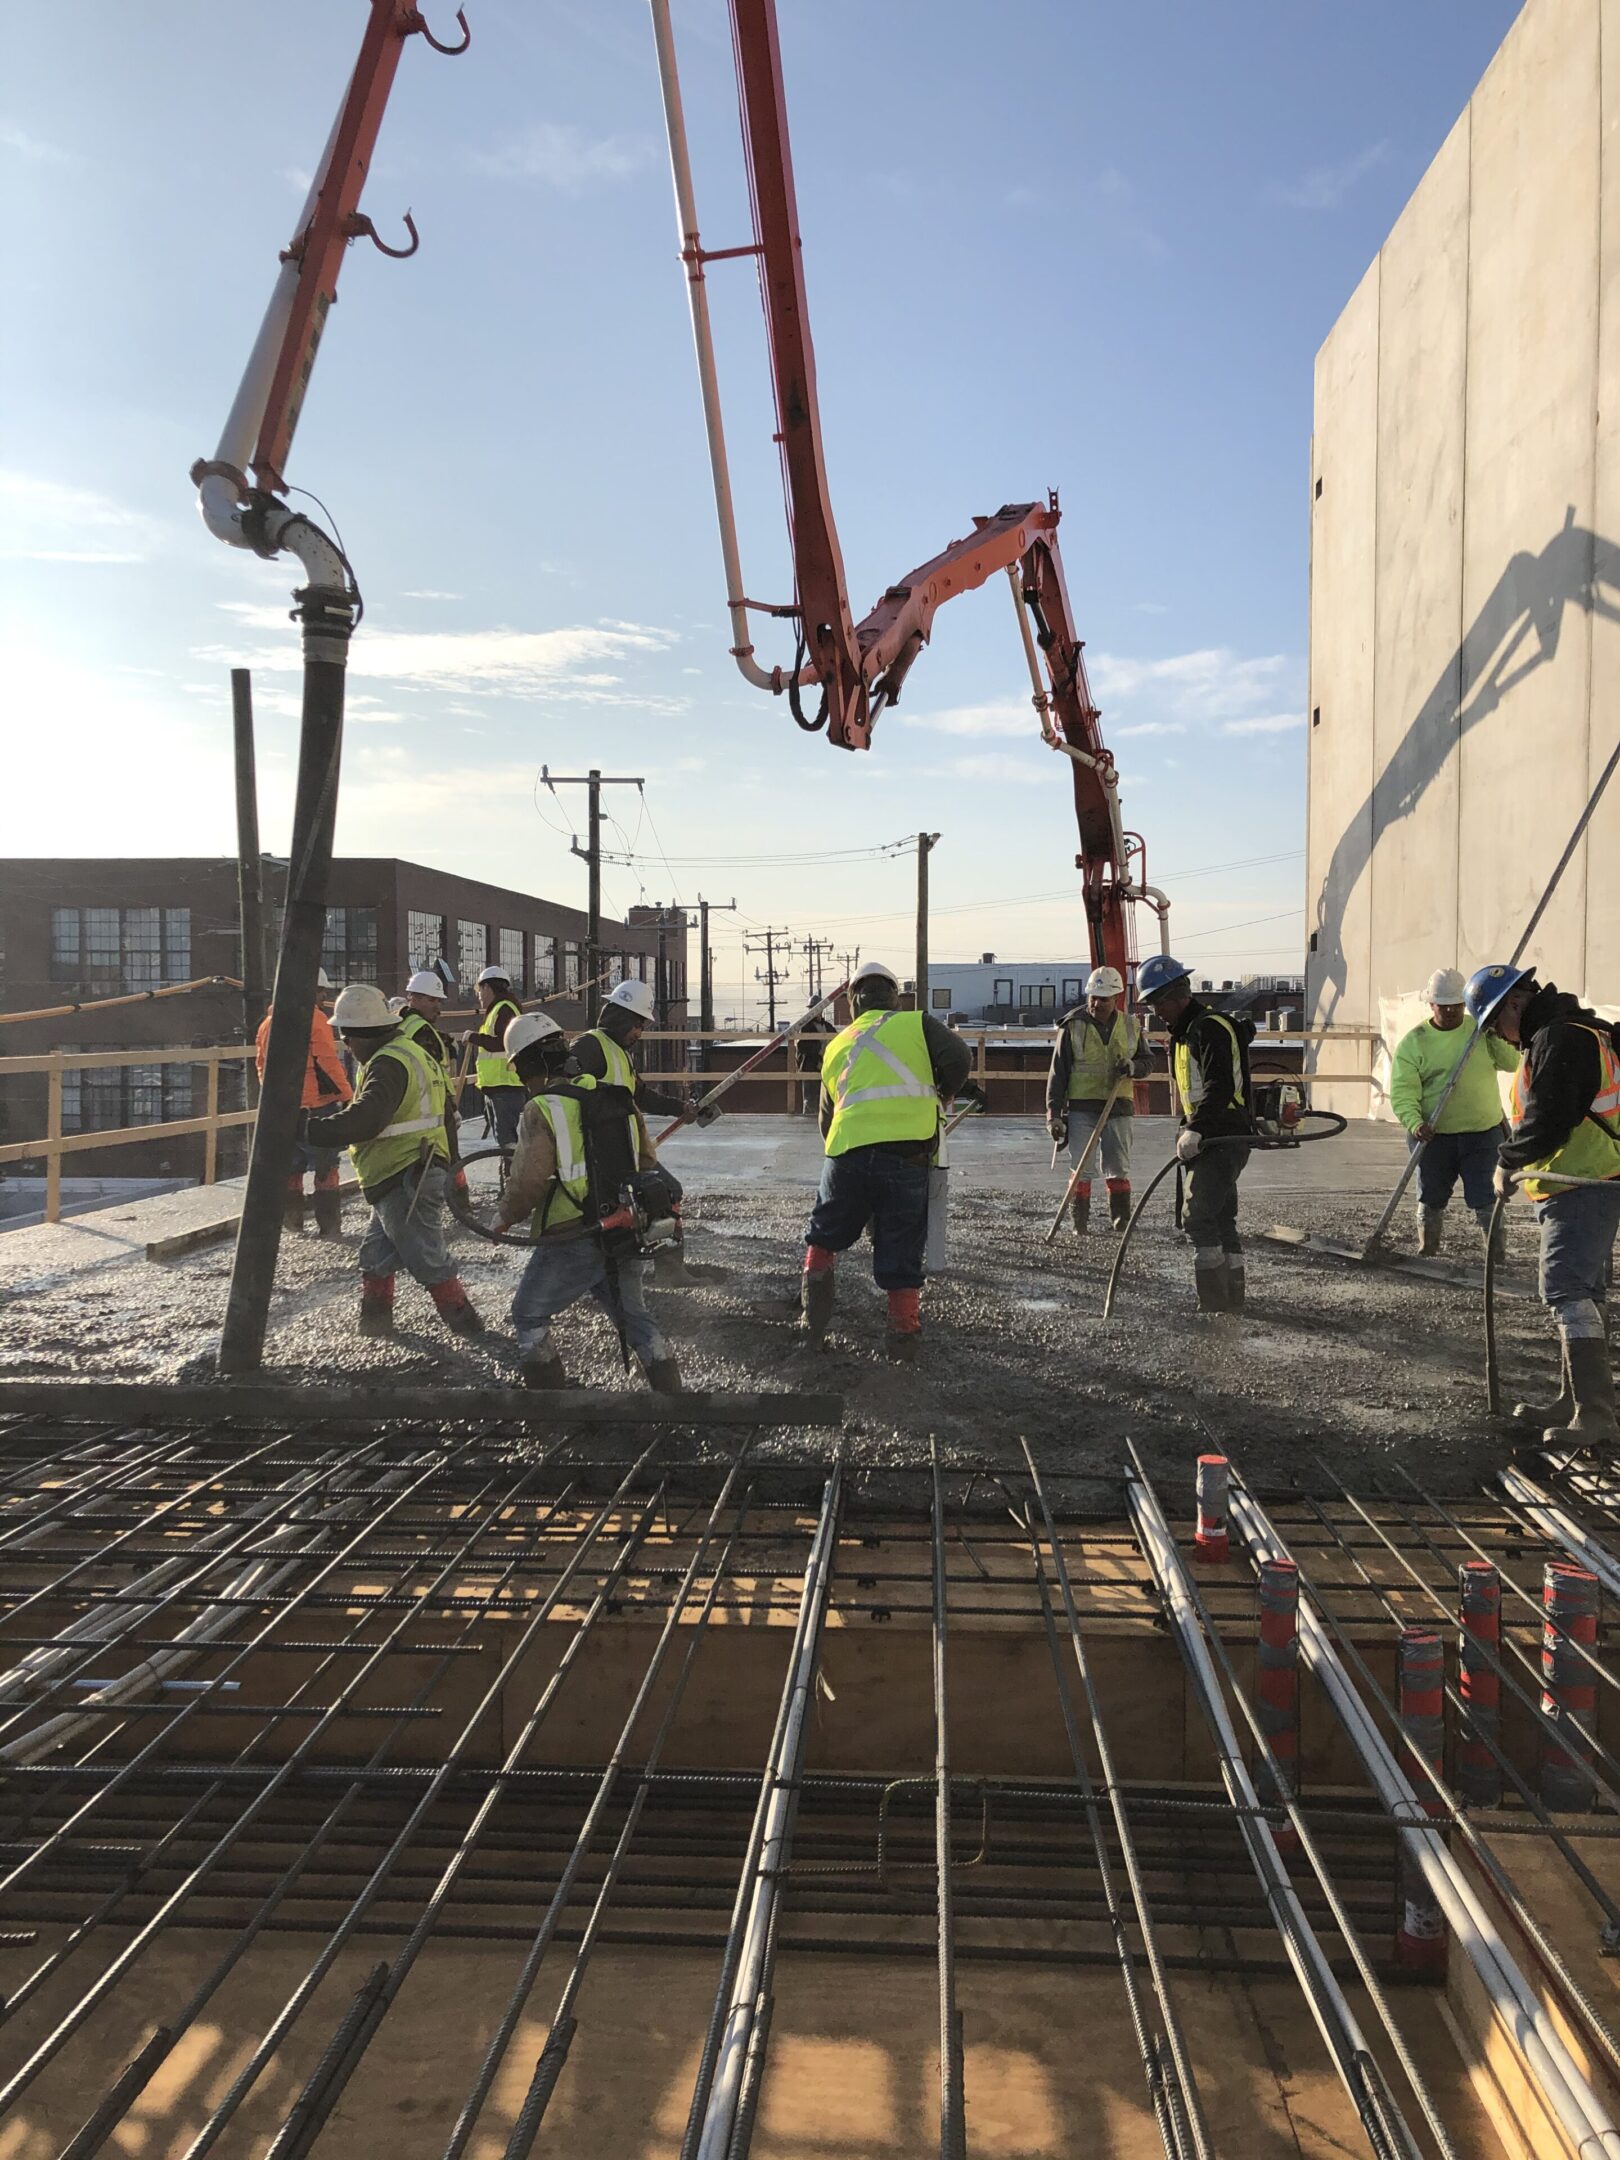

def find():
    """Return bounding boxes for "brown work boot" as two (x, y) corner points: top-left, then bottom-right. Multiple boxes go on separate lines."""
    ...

(1418, 1206), (1444, 1257)
(1107, 1187), (1132, 1232)
(1194, 1260), (1229, 1313)
(1070, 1192), (1091, 1238)
(358, 1274), (395, 1339)
(430, 1279), (485, 1337)
(520, 1351), (567, 1390)
(645, 1354), (685, 1394)
(312, 1184), (344, 1239)
(1225, 1258), (1246, 1312)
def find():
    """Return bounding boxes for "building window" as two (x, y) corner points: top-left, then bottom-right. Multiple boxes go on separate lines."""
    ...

(62, 1053), (194, 1135)
(407, 910), (447, 976)
(498, 927), (525, 986)
(458, 920), (488, 990)
(561, 942), (581, 991)
(50, 907), (191, 998)
(931, 987), (952, 1010)
(321, 907), (378, 985)
(1017, 984), (1057, 1010)
(532, 934), (556, 996)
(1062, 978), (1083, 1005)
(992, 977), (1012, 1007)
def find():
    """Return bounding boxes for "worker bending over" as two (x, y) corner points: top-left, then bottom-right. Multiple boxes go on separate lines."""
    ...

(1046, 964), (1152, 1233)
(495, 1011), (682, 1393)
(467, 965), (524, 1148)
(255, 966), (351, 1238)
(1469, 964), (1620, 1445)
(1390, 967), (1518, 1255)
(802, 959), (971, 1358)
(304, 983), (483, 1341)
(572, 978), (715, 1125)
(1138, 956), (1254, 1313)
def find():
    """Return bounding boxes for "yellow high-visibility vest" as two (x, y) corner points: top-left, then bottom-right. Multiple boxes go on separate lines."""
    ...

(350, 1032), (449, 1197)
(1509, 1024), (1620, 1199)
(822, 1009), (938, 1158)
(583, 1027), (637, 1091)
(1066, 1011), (1142, 1102)
(1172, 1012), (1246, 1119)
(475, 1000), (521, 1092)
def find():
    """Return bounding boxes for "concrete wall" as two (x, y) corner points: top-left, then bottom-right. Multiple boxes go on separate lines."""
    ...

(1306, 0), (1620, 1109)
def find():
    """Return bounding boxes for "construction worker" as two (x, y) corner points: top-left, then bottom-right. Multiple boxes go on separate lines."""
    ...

(1389, 966), (1519, 1255)
(1137, 954), (1255, 1313)
(802, 958), (971, 1359)
(495, 1010), (682, 1392)
(303, 983), (483, 1341)
(400, 970), (453, 1067)
(1045, 963), (1153, 1233)
(466, 965), (524, 1149)
(255, 966), (351, 1238)
(572, 977), (714, 1123)
(1468, 963), (1620, 1444)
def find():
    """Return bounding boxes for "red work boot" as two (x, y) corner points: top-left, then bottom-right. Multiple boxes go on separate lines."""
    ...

(359, 1273), (395, 1338)
(1106, 1180), (1132, 1232)
(885, 1287), (922, 1363)
(283, 1177), (306, 1233)
(802, 1247), (836, 1345)
(430, 1277), (485, 1337)
(312, 1173), (344, 1240)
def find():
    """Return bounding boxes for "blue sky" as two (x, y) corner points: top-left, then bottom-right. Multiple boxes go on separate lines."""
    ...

(2, 1), (1521, 1020)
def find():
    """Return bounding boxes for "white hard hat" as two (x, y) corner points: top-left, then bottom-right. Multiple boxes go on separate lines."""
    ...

(477, 964), (513, 987)
(315, 968), (333, 990)
(406, 970), (445, 999)
(850, 959), (899, 990)
(605, 977), (656, 1021)
(1424, 968), (1467, 1005)
(1085, 965), (1125, 998)
(505, 1011), (565, 1060)
(332, 983), (396, 1030)
(387, 994), (407, 1013)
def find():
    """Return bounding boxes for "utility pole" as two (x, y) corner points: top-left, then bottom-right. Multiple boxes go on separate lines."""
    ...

(697, 895), (737, 1070)
(744, 926), (790, 1032)
(230, 670), (269, 1056)
(800, 934), (833, 1004)
(915, 831), (940, 1014)
(539, 766), (643, 996)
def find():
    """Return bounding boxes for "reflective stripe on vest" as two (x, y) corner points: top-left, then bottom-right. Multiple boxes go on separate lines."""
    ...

(529, 1091), (591, 1232)
(1066, 1012), (1141, 1102)
(1172, 1011), (1246, 1118)
(475, 1001), (521, 1092)
(350, 1032), (450, 1195)
(585, 1028), (637, 1091)
(1509, 1023), (1620, 1198)
(399, 1010), (447, 1065)
(822, 1009), (938, 1158)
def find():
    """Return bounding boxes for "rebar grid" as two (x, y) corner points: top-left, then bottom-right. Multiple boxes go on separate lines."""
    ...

(2, 1413), (1619, 2160)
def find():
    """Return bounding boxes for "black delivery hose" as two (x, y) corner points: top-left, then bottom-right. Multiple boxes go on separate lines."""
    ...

(1102, 1115), (1348, 1321)
(446, 1145), (553, 1248)
(1483, 1191), (1508, 1417)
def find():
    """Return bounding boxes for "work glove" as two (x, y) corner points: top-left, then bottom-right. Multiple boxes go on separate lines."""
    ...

(695, 1103), (721, 1128)
(1413, 1120), (1436, 1145)
(678, 1099), (701, 1125)
(1048, 1115), (1068, 1146)
(1109, 1058), (1131, 1085)
(1492, 1162), (1517, 1202)
(1174, 1127), (1203, 1164)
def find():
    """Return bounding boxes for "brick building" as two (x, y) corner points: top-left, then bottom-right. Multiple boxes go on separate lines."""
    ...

(0, 858), (688, 1182)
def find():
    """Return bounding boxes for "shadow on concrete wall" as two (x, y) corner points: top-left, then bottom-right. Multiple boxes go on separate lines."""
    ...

(1310, 508), (1620, 1027)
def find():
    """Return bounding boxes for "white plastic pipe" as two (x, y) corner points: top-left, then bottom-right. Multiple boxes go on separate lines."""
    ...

(647, 0), (811, 696)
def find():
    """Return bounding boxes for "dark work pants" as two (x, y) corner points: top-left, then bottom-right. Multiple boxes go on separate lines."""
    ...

(1183, 1142), (1250, 1255)
(806, 1144), (931, 1290)
(1412, 1125), (1500, 1212)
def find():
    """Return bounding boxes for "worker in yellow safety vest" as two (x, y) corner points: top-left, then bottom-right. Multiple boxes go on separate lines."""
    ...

(1137, 954), (1255, 1314)
(1045, 964), (1153, 1235)
(465, 965), (524, 1149)
(801, 959), (971, 1359)
(304, 983), (483, 1342)
(571, 976), (711, 1123)
(1469, 964), (1620, 1446)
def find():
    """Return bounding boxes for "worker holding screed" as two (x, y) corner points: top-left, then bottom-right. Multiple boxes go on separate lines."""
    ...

(1045, 965), (1152, 1236)
(801, 959), (972, 1361)
(1137, 955), (1255, 1314)
(1469, 964), (1620, 1446)
(1389, 968), (1519, 1257)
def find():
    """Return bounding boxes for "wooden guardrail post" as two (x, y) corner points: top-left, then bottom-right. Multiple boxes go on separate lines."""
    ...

(203, 1054), (221, 1186)
(45, 1052), (62, 1224)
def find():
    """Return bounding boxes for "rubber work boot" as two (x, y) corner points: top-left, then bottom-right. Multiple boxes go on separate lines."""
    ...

(1418, 1206), (1444, 1257)
(1225, 1257), (1246, 1313)
(520, 1351), (568, 1390)
(359, 1274), (395, 1339)
(283, 1179), (306, 1233)
(885, 1287), (922, 1362)
(1107, 1183), (1132, 1232)
(645, 1354), (685, 1393)
(1194, 1260), (1230, 1313)
(802, 1248), (836, 1345)
(430, 1278), (485, 1337)
(1514, 1342), (1573, 1429)
(312, 1183), (344, 1240)
(1560, 1337), (1620, 1448)
(1069, 1187), (1092, 1238)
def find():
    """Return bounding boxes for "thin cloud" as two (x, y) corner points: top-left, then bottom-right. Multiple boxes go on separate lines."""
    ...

(402, 589), (464, 601)
(1090, 646), (1291, 723)
(898, 698), (1036, 739)
(0, 470), (161, 564)
(1272, 140), (1391, 212)
(1, 121), (71, 165)
(470, 123), (651, 192)
(1222, 712), (1304, 736)
(1087, 167), (1167, 261)
(1111, 720), (1187, 739)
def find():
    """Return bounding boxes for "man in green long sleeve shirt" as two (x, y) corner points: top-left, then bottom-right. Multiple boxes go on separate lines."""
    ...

(1389, 967), (1520, 1254)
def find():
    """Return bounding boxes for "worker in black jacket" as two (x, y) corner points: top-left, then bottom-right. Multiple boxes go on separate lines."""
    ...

(1137, 956), (1255, 1313)
(1468, 965), (1620, 1444)
(571, 977), (712, 1123)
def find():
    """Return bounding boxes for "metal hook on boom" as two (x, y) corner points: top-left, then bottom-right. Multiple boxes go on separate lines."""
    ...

(403, 6), (471, 56)
(345, 208), (420, 260)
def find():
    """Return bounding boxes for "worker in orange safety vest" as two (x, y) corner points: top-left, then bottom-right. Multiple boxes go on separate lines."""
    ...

(255, 966), (352, 1237)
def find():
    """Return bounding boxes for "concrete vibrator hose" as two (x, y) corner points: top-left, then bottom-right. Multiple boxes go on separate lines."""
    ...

(1102, 1115), (1348, 1321)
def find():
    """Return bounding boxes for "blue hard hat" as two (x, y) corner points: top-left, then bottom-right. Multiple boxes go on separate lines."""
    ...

(1136, 953), (1193, 1000)
(1464, 962), (1532, 1025)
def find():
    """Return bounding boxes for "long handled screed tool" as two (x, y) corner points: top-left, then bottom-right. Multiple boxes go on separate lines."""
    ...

(652, 981), (849, 1145)
(1042, 1078), (1127, 1246)
(1262, 733), (1620, 1280)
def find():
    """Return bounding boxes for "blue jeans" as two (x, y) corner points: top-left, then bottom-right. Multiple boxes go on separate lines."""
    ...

(1535, 1179), (1620, 1332)
(1066, 1103), (1133, 1183)
(292, 1141), (342, 1184)
(356, 1163), (455, 1288)
(1412, 1126), (1500, 1212)
(510, 1242), (666, 1365)
(484, 1086), (525, 1149)
(806, 1145), (931, 1290)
